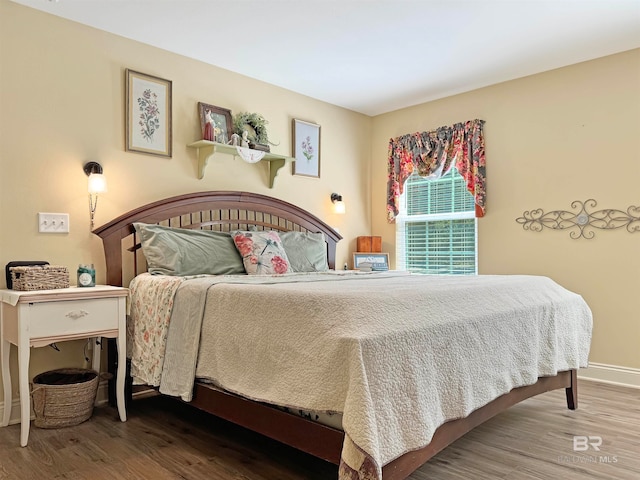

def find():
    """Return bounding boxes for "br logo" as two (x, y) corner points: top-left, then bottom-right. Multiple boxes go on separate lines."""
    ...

(573, 435), (602, 452)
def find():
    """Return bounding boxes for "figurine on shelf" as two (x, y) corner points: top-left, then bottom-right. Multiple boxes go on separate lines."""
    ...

(241, 130), (249, 148)
(228, 133), (240, 146)
(203, 110), (215, 141)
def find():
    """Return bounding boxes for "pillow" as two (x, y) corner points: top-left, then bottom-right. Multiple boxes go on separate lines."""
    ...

(134, 223), (245, 276)
(231, 230), (291, 275)
(279, 231), (328, 272)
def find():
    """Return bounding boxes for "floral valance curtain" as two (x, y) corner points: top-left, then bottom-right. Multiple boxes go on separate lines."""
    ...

(386, 119), (486, 222)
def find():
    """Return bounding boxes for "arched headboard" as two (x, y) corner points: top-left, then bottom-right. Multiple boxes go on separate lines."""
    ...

(93, 191), (343, 286)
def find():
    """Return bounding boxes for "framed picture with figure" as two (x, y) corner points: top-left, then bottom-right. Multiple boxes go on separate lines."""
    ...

(198, 102), (233, 144)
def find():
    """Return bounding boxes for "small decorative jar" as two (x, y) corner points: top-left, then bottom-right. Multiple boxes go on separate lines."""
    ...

(77, 264), (95, 287)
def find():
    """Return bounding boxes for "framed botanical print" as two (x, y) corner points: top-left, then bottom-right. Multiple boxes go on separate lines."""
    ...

(292, 118), (320, 178)
(125, 69), (172, 157)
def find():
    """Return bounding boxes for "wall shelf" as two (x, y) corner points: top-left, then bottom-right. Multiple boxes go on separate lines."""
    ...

(187, 140), (293, 188)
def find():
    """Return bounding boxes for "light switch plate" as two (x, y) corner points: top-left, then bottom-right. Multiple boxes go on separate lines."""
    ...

(38, 213), (70, 233)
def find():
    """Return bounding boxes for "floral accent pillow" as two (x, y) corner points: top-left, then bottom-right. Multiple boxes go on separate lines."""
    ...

(231, 230), (292, 275)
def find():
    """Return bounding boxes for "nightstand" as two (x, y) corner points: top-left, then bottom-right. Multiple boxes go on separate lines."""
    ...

(0, 285), (128, 446)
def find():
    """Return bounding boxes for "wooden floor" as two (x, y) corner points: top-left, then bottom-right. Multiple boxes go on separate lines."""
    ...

(0, 380), (638, 479)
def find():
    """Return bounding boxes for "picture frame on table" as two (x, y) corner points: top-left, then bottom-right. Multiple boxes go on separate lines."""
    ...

(353, 252), (389, 271)
(125, 69), (172, 157)
(292, 119), (321, 178)
(198, 102), (233, 144)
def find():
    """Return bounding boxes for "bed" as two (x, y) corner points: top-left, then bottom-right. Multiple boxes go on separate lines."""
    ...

(93, 190), (592, 480)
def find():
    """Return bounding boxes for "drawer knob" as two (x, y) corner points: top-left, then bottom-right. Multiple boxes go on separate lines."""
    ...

(65, 310), (89, 320)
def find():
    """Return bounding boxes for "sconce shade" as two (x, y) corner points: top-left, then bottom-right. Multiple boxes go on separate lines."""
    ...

(84, 161), (107, 193)
(331, 193), (346, 214)
(83, 161), (107, 229)
(88, 173), (107, 194)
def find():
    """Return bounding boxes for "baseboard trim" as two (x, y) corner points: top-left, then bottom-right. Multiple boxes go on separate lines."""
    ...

(95, 379), (109, 406)
(1, 397), (25, 426)
(95, 380), (158, 405)
(578, 362), (640, 389)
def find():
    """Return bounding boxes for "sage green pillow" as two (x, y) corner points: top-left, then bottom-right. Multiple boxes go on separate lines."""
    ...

(134, 223), (245, 276)
(279, 231), (328, 272)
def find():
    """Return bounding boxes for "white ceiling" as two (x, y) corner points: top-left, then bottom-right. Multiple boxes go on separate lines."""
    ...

(11, 0), (640, 116)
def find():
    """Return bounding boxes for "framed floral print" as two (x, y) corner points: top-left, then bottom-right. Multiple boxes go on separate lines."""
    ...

(292, 118), (320, 178)
(125, 69), (172, 157)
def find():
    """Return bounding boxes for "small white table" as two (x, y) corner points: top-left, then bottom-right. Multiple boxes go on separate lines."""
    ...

(0, 285), (128, 446)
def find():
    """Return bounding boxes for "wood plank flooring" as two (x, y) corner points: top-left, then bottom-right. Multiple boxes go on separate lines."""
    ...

(0, 380), (637, 479)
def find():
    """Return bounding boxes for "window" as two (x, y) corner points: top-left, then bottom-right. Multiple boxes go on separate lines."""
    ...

(396, 167), (477, 275)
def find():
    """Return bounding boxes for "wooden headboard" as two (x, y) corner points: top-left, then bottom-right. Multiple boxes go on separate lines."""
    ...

(93, 191), (343, 287)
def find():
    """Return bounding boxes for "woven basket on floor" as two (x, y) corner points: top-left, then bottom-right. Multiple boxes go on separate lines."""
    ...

(31, 368), (99, 428)
(10, 265), (70, 291)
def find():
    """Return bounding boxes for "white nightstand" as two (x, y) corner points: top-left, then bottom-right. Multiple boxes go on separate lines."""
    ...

(0, 285), (128, 446)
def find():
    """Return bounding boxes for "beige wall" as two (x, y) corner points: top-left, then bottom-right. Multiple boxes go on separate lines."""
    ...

(0, 1), (371, 397)
(372, 49), (640, 370)
(1, 0), (637, 407)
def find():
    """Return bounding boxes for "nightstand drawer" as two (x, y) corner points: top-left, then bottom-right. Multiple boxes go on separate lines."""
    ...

(27, 297), (118, 339)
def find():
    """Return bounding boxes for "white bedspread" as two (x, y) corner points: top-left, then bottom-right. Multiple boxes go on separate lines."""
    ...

(129, 272), (592, 480)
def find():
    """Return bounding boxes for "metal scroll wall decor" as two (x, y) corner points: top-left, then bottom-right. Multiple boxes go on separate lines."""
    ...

(516, 199), (640, 239)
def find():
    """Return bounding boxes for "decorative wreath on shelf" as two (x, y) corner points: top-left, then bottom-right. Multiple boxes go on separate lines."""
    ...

(233, 112), (270, 145)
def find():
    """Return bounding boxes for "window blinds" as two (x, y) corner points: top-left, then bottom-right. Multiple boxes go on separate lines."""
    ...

(396, 168), (477, 274)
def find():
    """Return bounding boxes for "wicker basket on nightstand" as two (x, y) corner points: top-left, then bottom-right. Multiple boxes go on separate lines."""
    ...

(9, 265), (70, 290)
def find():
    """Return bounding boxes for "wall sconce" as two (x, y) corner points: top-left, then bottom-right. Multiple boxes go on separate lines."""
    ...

(331, 193), (346, 214)
(83, 162), (107, 229)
